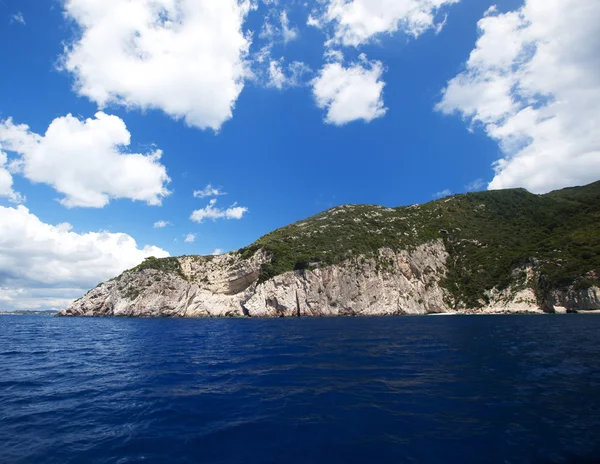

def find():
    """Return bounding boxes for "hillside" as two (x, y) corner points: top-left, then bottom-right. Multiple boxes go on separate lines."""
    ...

(59, 182), (600, 317)
(229, 181), (599, 308)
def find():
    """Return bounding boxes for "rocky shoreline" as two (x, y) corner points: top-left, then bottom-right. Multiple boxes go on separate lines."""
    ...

(58, 242), (600, 318)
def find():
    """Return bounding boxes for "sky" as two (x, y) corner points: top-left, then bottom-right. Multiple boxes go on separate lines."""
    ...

(0, 0), (598, 311)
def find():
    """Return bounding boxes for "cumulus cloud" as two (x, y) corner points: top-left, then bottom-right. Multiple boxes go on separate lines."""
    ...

(0, 112), (170, 208)
(190, 198), (248, 223)
(0, 287), (81, 312)
(310, 0), (459, 46)
(153, 220), (171, 228)
(60, 0), (253, 131)
(211, 248), (223, 256)
(0, 151), (23, 203)
(184, 233), (196, 243)
(193, 184), (227, 199)
(0, 205), (168, 311)
(312, 55), (386, 125)
(437, 0), (600, 194)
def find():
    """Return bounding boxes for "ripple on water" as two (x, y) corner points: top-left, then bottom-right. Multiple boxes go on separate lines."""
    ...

(1, 315), (600, 463)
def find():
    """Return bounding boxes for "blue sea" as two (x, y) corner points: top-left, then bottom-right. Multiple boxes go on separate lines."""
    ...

(1, 315), (600, 464)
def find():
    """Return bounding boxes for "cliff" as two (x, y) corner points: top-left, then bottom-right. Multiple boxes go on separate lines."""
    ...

(59, 182), (600, 317)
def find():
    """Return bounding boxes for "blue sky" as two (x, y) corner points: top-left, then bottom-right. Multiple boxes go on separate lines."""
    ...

(0, 0), (598, 310)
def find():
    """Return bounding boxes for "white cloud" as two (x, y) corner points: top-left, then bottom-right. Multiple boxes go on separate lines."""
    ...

(260, 18), (278, 41)
(268, 59), (287, 89)
(311, 0), (459, 47)
(11, 12), (25, 25)
(307, 14), (321, 28)
(434, 14), (449, 35)
(0, 205), (169, 311)
(211, 248), (223, 255)
(280, 11), (298, 43)
(267, 59), (311, 89)
(153, 220), (171, 228)
(184, 233), (196, 243)
(324, 49), (344, 63)
(0, 287), (81, 312)
(60, 0), (253, 131)
(434, 189), (451, 198)
(312, 55), (386, 125)
(190, 198), (248, 223)
(0, 112), (170, 208)
(289, 61), (312, 84)
(259, 9), (298, 44)
(193, 184), (227, 198)
(252, 7), (308, 91)
(437, 0), (600, 194)
(465, 178), (485, 192)
(0, 151), (24, 203)
(254, 44), (273, 65)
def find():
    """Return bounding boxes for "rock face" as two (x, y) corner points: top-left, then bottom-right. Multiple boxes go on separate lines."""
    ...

(243, 242), (450, 317)
(58, 240), (600, 318)
(472, 267), (600, 315)
(552, 286), (600, 312)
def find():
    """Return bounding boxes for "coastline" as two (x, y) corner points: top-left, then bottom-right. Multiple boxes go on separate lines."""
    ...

(54, 308), (600, 318)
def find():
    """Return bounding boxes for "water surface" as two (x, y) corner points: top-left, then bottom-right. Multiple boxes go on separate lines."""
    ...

(1, 315), (600, 463)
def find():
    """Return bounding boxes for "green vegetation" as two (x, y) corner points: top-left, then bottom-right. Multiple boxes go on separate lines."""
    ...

(429, 185), (600, 307)
(251, 204), (432, 283)
(123, 287), (141, 301)
(125, 181), (600, 308)
(130, 256), (185, 279)
(249, 181), (600, 307)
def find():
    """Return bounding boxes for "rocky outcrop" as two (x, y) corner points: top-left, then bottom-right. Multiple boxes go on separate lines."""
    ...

(243, 242), (450, 317)
(58, 241), (600, 318)
(60, 241), (452, 317)
(551, 286), (600, 313)
(60, 250), (270, 318)
(473, 267), (600, 315)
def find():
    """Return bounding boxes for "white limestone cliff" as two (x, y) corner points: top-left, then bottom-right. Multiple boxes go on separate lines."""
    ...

(58, 241), (600, 317)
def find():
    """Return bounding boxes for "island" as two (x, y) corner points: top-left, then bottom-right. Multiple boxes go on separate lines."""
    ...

(58, 182), (600, 317)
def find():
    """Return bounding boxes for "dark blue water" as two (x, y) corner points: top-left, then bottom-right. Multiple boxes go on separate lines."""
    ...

(1, 315), (600, 464)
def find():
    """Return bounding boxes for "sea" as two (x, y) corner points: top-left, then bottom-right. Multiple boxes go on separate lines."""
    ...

(1, 314), (600, 464)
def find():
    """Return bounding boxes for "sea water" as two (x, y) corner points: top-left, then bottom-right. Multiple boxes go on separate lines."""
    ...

(1, 314), (599, 463)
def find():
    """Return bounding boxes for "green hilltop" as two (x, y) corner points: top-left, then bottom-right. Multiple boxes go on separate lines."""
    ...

(139, 181), (600, 309)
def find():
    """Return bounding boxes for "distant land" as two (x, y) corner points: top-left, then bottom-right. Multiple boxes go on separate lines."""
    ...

(1, 310), (58, 316)
(59, 182), (600, 317)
